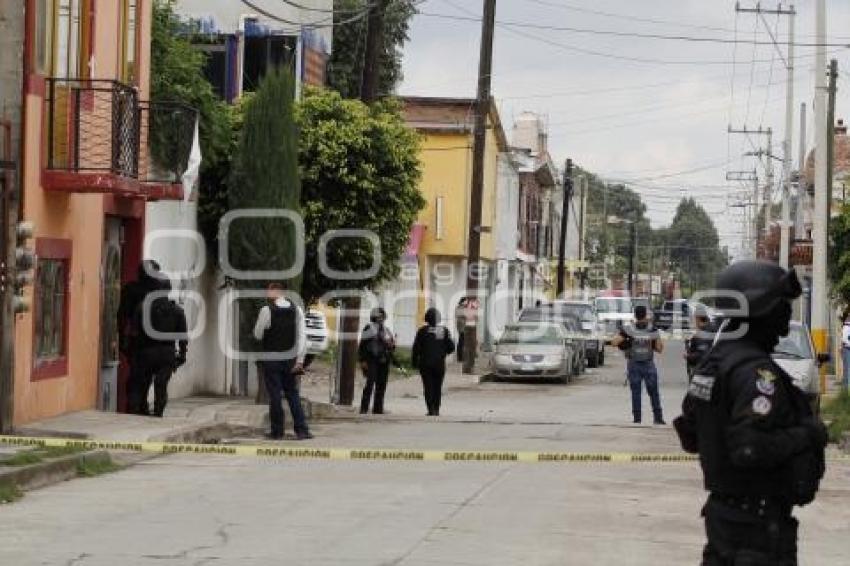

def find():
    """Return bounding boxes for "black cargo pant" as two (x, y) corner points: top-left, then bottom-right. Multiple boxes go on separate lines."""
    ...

(128, 345), (175, 417)
(360, 361), (390, 414)
(420, 365), (446, 416)
(701, 494), (798, 566)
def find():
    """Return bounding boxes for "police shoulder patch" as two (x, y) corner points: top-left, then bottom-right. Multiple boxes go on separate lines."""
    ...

(752, 395), (772, 415)
(688, 374), (716, 401)
(756, 368), (777, 382)
(756, 377), (776, 396)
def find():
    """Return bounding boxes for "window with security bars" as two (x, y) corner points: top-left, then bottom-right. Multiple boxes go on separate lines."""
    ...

(35, 258), (68, 361)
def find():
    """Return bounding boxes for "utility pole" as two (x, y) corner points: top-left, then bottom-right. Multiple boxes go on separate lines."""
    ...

(765, 128), (775, 238)
(360, 0), (388, 103)
(779, 6), (796, 269)
(796, 102), (806, 240)
(735, 3), (796, 266)
(812, 0), (828, 389)
(727, 169), (759, 259)
(729, 126), (772, 253)
(627, 222), (636, 295)
(556, 159), (572, 297)
(335, 0), (389, 405)
(826, 60), (838, 238)
(0, 122), (15, 432)
(462, 0), (496, 374)
(578, 175), (587, 291)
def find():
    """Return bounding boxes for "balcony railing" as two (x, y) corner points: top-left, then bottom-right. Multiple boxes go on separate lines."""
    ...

(46, 79), (140, 177)
(44, 79), (197, 193)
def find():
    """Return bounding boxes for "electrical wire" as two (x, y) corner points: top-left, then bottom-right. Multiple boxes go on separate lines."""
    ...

(417, 11), (850, 49)
(239, 0), (370, 28)
(523, 0), (850, 42)
(434, 1), (846, 67)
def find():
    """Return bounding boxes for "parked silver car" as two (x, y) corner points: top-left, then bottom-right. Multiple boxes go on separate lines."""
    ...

(773, 321), (829, 412)
(518, 307), (585, 375)
(548, 300), (605, 368)
(490, 322), (574, 383)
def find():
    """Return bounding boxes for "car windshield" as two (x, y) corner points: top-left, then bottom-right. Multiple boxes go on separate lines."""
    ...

(774, 325), (813, 360)
(500, 326), (562, 345)
(595, 298), (632, 314)
(562, 304), (595, 322)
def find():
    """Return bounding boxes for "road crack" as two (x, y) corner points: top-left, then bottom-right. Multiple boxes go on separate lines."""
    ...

(385, 465), (515, 566)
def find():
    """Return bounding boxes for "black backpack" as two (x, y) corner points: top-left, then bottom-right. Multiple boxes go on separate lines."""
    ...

(135, 296), (185, 344)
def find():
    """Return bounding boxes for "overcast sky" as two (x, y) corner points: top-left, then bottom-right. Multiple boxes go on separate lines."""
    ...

(399, 0), (850, 259)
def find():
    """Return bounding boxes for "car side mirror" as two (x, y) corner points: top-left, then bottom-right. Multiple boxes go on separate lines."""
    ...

(816, 352), (831, 366)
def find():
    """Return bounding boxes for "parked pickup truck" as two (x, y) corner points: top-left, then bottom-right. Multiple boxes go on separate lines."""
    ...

(654, 300), (715, 330)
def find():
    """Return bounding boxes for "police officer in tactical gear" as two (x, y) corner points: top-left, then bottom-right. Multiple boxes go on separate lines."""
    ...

(253, 283), (312, 440)
(612, 305), (665, 424)
(685, 306), (716, 379)
(674, 261), (828, 566)
(411, 308), (456, 416)
(358, 307), (395, 414)
(120, 261), (187, 416)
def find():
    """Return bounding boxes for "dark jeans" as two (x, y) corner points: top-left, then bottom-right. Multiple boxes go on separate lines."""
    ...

(627, 359), (662, 421)
(701, 495), (798, 565)
(420, 365), (446, 416)
(262, 360), (309, 437)
(360, 361), (389, 414)
(128, 345), (175, 417)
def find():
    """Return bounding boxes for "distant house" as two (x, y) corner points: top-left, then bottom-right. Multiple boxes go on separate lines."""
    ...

(385, 96), (511, 348)
(173, 0), (332, 102)
(1, 1), (195, 424)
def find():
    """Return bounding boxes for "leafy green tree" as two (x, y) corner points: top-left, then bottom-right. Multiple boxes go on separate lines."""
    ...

(579, 167), (651, 287)
(295, 88), (425, 303)
(228, 69), (301, 284)
(150, 0), (233, 259)
(327, 0), (418, 98)
(666, 198), (727, 294)
(829, 203), (850, 316)
(227, 69), (301, 351)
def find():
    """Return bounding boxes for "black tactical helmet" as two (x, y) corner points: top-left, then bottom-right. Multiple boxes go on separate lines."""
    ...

(715, 261), (801, 319)
(424, 307), (441, 326)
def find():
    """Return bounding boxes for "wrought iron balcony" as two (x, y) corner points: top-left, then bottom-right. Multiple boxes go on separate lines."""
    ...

(43, 79), (196, 199)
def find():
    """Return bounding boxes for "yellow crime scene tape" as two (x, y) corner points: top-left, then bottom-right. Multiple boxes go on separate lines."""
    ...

(1, 436), (848, 464)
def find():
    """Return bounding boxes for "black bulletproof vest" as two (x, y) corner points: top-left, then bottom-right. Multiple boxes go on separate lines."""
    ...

(262, 302), (297, 357)
(692, 341), (811, 498)
(418, 325), (450, 369)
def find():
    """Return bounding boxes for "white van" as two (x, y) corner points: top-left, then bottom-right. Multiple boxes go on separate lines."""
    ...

(594, 295), (634, 342)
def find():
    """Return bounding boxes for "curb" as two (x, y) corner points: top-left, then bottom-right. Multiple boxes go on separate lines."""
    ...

(0, 450), (111, 493)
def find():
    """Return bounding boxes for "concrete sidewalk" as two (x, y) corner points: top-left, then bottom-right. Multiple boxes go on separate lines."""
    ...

(15, 397), (273, 443)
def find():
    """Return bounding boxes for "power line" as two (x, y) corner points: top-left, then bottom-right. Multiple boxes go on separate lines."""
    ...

(239, 0), (370, 28)
(433, 2), (847, 67)
(418, 11), (850, 49)
(523, 0), (850, 41)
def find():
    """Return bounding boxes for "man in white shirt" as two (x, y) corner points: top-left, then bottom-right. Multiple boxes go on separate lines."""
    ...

(842, 316), (850, 389)
(253, 283), (312, 440)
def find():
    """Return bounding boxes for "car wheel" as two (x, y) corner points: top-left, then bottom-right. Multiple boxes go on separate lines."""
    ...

(599, 348), (605, 366)
(587, 350), (599, 368)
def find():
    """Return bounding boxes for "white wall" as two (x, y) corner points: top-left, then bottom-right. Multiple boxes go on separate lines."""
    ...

(495, 153), (520, 261)
(145, 201), (228, 397)
(378, 257), (421, 348)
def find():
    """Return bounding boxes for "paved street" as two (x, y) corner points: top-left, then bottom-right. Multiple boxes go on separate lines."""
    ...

(1, 340), (849, 565)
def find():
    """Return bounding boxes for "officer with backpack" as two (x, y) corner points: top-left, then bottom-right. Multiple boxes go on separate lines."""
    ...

(411, 308), (456, 416)
(612, 305), (665, 425)
(125, 274), (188, 417)
(358, 307), (395, 414)
(673, 262), (827, 565)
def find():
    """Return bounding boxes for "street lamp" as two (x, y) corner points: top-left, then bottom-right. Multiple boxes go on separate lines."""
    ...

(607, 215), (636, 295)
